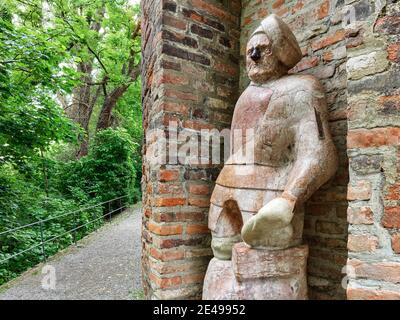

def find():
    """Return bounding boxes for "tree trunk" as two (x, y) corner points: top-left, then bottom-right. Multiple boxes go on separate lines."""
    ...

(96, 85), (129, 131)
(65, 62), (96, 158)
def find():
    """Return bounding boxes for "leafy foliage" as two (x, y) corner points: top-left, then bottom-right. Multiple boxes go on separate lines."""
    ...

(0, 1), (142, 286)
(0, 8), (79, 165)
(58, 128), (141, 204)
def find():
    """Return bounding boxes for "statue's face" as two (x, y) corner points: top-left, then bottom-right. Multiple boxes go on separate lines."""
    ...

(246, 33), (282, 83)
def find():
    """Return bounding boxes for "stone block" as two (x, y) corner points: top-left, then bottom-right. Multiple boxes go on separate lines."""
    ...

(232, 243), (309, 281)
(203, 244), (308, 300)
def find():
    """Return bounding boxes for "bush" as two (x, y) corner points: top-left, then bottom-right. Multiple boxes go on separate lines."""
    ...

(57, 128), (140, 205)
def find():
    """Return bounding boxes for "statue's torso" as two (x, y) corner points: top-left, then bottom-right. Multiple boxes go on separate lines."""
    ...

(216, 81), (296, 194)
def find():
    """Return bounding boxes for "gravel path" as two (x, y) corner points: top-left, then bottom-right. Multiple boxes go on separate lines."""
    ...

(0, 206), (143, 300)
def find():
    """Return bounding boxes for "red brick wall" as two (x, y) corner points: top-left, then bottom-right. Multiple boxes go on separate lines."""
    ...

(345, 0), (400, 300)
(141, 0), (241, 299)
(240, 0), (349, 299)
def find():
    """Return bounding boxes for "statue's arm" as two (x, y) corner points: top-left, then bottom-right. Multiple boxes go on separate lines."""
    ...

(281, 87), (338, 207)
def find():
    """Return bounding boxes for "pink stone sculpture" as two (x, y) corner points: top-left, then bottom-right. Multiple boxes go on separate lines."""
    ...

(202, 14), (338, 300)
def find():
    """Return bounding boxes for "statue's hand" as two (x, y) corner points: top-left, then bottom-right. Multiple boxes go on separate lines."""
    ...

(241, 197), (295, 249)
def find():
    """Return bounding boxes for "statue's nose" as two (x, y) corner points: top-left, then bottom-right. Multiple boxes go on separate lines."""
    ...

(250, 47), (261, 62)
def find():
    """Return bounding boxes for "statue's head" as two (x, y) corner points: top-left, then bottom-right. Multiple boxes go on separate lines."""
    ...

(246, 14), (302, 84)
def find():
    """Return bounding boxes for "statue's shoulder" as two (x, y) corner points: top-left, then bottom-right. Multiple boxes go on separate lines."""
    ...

(276, 74), (325, 96)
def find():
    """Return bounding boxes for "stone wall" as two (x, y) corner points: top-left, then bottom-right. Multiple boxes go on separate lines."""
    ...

(345, 0), (400, 300)
(141, 0), (241, 299)
(240, 0), (349, 299)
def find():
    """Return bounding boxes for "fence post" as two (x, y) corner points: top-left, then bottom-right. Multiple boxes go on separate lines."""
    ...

(39, 221), (47, 262)
(91, 209), (96, 231)
(108, 201), (112, 223)
(73, 211), (78, 245)
(119, 197), (122, 213)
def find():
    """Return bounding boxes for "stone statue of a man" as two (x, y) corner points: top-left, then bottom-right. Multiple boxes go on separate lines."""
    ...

(203, 14), (338, 300)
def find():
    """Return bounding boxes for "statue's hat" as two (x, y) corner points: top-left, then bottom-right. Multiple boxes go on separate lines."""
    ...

(251, 14), (302, 69)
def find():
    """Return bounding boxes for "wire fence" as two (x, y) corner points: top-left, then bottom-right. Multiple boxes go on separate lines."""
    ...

(0, 195), (129, 265)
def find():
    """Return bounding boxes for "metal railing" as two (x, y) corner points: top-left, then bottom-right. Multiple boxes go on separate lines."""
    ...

(0, 195), (129, 265)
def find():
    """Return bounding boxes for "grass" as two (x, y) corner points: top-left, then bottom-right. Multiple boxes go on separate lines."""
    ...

(129, 288), (145, 300)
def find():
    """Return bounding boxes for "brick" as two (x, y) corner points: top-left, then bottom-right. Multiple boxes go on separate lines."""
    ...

(382, 207), (400, 229)
(150, 247), (185, 261)
(347, 234), (378, 252)
(150, 259), (208, 275)
(165, 88), (198, 101)
(154, 197), (186, 207)
(392, 234), (400, 254)
(311, 30), (345, 51)
(182, 273), (205, 284)
(378, 95), (400, 115)
(347, 206), (374, 225)
(374, 16), (400, 35)
(156, 236), (205, 249)
(290, 56), (319, 73)
(182, 8), (225, 32)
(158, 72), (189, 85)
(161, 102), (189, 115)
(258, 8), (268, 19)
(292, 1), (304, 14)
(186, 223), (209, 235)
(317, 0), (330, 20)
(162, 43), (210, 66)
(158, 183), (184, 195)
(190, 0), (237, 24)
(348, 287), (400, 300)
(163, 14), (187, 30)
(350, 155), (383, 175)
(161, 114), (180, 126)
(347, 181), (372, 201)
(191, 24), (213, 39)
(348, 259), (400, 283)
(347, 128), (400, 149)
(148, 222), (183, 236)
(159, 169), (179, 182)
(386, 183), (400, 201)
(182, 120), (214, 131)
(272, 0), (285, 9)
(153, 211), (206, 223)
(163, 1), (176, 12)
(276, 7), (289, 17)
(149, 273), (182, 289)
(323, 46), (346, 62)
(188, 183), (210, 195)
(161, 59), (181, 71)
(161, 30), (198, 48)
(388, 43), (400, 63)
(188, 197), (210, 208)
(214, 61), (238, 76)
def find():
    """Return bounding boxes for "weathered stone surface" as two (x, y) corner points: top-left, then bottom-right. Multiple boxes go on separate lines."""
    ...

(232, 243), (308, 280)
(204, 15), (337, 300)
(202, 244), (308, 300)
(347, 51), (389, 81)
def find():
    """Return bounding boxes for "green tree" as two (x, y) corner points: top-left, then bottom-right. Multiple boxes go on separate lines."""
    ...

(0, 5), (79, 166)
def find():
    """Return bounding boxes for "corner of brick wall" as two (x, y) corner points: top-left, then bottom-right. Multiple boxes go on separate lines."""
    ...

(141, 0), (241, 299)
(345, 0), (400, 300)
(241, 0), (349, 300)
